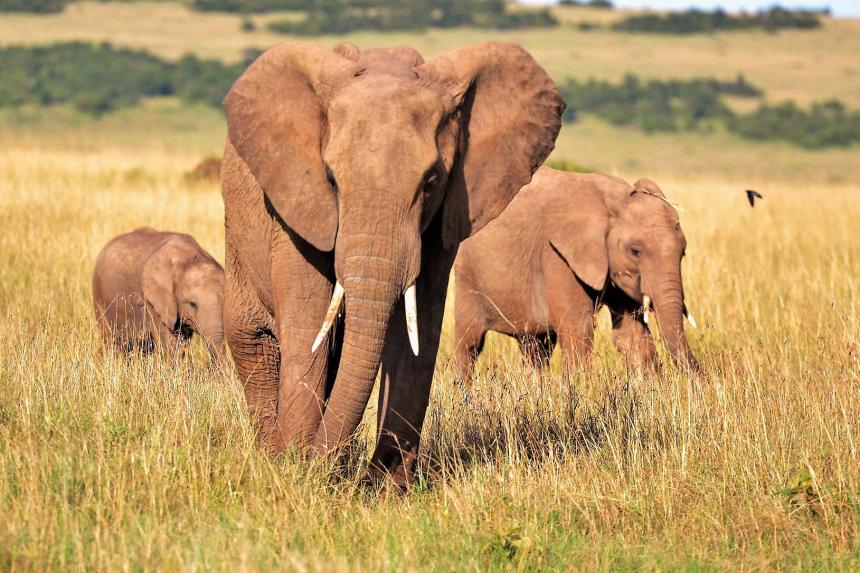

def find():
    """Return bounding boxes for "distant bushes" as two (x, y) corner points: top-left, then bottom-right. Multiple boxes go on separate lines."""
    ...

(191, 0), (311, 12)
(558, 0), (612, 8)
(560, 74), (757, 132)
(560, 73), (860, 149)
(613, 6), (824, 34)
(267, 0), (558, 34)
(0, 42), (247, 115)
(732, 100), (860, 149)
(2, 42), (857, 149)
(0, 0), (67, 13)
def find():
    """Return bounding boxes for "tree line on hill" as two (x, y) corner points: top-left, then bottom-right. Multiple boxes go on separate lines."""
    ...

(611, 6), (826, 34)
(1, 1), (829, 36)
(558, 0), (613, 8)
(1, 42), (857, 149)
(0, 0), (559, 31)
(0, 43), (254, 115)
(558, 74), (859, 149)
(264, 0), (559, 34)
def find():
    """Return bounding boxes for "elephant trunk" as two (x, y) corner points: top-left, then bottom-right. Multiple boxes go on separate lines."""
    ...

(648, 270), (699, 370)
(312, 231), (417, 454)
(196, 308), (226, 364)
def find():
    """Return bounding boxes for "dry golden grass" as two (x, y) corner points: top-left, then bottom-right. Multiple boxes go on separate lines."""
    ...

(1, 1), (860, 106)
(1, 106), (859, 569)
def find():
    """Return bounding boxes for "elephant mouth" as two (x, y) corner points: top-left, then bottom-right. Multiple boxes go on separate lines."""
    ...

(311, 281), (420, 356)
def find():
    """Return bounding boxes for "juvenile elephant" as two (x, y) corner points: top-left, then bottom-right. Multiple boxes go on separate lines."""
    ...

(454, 168), (699, 382)
(92, 227), (225, 361)
(221, 42), (563, 486)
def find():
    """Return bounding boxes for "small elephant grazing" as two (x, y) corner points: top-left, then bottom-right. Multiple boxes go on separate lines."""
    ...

(92, 227), (225, 361)
(454, 167), (699, 382)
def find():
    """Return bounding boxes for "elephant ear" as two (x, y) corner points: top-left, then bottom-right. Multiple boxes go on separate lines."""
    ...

(417, 43), (565, 248)
(547, 182), (610, 291)
(223, 43), (357, 252)
(632, 178), (665, 198)
(142, 243), (180, 331)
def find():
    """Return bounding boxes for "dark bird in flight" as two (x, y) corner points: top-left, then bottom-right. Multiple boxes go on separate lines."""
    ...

(746, 189), (763, 207)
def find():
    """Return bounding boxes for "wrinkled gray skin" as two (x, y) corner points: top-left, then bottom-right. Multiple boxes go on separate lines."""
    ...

(221, 42), (564, 488)
(92, 227), (225, 361)
(454, 168), (698, 381)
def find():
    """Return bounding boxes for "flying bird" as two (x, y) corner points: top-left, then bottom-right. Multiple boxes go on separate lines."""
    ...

(746, 189), (763, 207)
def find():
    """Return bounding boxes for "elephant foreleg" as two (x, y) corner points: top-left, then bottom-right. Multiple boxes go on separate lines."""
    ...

(544, 255), (595, 374)
(224, 250), (283, 452)
(271, 229), (336, 448)
(372, 224), (458, 489)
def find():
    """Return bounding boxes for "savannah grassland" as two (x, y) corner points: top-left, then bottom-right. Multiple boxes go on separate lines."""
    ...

(1, 2), (860, 571)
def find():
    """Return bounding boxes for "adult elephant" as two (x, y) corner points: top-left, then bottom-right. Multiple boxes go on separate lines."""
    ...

(221, 42), (564, 486)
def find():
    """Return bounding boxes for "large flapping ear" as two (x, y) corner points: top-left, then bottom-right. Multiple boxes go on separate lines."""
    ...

(223, 43), (357, 252)
(416, 43), (565, 249)
(142, 244), (180, 331)
(546, 180), (610, 291)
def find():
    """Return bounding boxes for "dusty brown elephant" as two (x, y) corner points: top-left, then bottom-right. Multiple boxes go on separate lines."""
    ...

(221, 41), (564, 486)
(454, 168), (699, 382)
(92, 227), (225, 361)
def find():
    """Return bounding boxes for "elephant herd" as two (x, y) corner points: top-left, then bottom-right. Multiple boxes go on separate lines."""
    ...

(92, 42), (698, 489)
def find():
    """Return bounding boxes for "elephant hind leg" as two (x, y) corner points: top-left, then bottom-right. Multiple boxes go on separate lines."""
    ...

(453, 318), (486, 388)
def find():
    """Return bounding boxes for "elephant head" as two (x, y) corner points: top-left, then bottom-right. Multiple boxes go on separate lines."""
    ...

(224, 42), (564, 452)
(550, 176), (698, 370)
(142, 239), (226, 362)
(607, 180), (698, 369)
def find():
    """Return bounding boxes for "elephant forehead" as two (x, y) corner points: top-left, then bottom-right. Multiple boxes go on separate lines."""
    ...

(328, 76), (446, 131)
(626, 197), (680, 224)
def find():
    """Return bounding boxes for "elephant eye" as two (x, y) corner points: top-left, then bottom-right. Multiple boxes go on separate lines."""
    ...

(423, 170), (439, 191)
(187, 300), (198, 309)
(629, 246), (641, 258)
(325, 166), (338, 193)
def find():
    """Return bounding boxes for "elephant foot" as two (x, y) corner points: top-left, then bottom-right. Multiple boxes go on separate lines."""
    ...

(368, 434), (421, 491)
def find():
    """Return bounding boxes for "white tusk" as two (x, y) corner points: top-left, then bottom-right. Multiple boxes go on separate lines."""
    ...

(685, 308), (698, 329)
(404, 284), (419, 356)
(642, 295), (651, 324)
(311, 282), (344, 353)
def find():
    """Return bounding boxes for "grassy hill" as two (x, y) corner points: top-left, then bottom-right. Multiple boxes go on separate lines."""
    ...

(1, 2), (858, 106)
(1, 1), (859, 181)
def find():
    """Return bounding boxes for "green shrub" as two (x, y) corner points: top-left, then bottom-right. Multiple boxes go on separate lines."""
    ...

(240, 16), (257, 32)
(731, 100), (860, 149)
(0, 0), (67, 13)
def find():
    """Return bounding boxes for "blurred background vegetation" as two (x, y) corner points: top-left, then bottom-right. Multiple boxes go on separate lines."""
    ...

(0, 0), (857, 170)
(1, 18), (858, 149)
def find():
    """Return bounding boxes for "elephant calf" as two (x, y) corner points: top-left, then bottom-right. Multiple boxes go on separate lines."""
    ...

(454, 167), (699, 382)
(92, 227), (225, 360)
